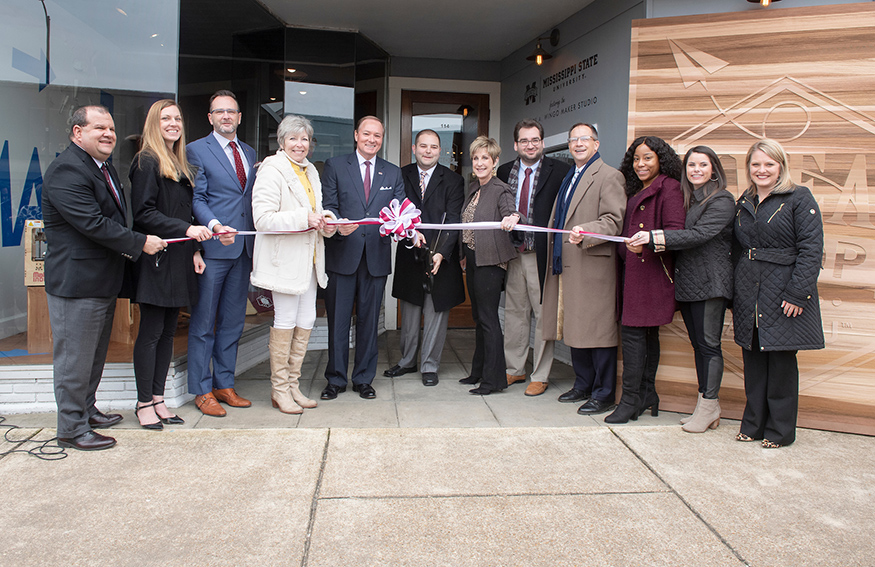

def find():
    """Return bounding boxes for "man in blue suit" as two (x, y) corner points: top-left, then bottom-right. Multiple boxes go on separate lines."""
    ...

(321, 116), (406, 399)
(186, 90), (256, 417)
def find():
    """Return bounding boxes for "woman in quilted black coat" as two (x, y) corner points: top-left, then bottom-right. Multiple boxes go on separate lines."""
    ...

(732, 139), (824, 448)
(628, 146), (735, 433)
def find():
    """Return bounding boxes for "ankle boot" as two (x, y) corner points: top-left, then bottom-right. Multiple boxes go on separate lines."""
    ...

(680, 392), (704, 425)
(269, 327), (302, 414)
(288, 327), (317, 409)
(605, 368), (642, 424)
(682, 397), (720, 433)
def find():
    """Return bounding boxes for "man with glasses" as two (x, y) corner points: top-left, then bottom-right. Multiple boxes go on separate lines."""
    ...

(385, 129), (465, 386)
(496, 119), (571, 396)
(541, 123), (626, 416)
(186, 90), (257, 417)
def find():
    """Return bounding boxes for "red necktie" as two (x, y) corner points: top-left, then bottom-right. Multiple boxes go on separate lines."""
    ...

(518, 167), (532, 218)
(229, 140), (247, 191)
(420, 170), (427, 199)
(101, 163), (124, 212)
(363, 160), (372, 201)
(518, 167), (532, 252)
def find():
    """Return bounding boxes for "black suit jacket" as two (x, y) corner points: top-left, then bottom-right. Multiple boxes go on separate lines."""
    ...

(129, 153), (200, 307)
(392, 163), (465, 312)
(497, 156), (571, 290)
(42, 143), (146, 298)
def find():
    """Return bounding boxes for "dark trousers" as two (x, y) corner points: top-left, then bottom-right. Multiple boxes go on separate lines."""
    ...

(187, 253), (251, 395)
(464, 248), (506, 391)
(46, 293), (116, 439)
(621, 325), (660, 405)
(570, 346), (618, 403)
(134, 304), (180, 403)
(324, 251), (386, 387)
(741, 327), (799, 446)
(680, 298), (727, 399)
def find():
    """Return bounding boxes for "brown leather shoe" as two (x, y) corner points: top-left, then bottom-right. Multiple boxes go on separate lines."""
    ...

(195, 392), (226, 417)
(212, 388), (251, 407)
(525, 381), (548, 396)
(507, 373), (526, 386)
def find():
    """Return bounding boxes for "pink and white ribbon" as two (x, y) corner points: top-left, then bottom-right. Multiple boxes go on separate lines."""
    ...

(165, 198), (624, 244)
(378, 198), (421, 242)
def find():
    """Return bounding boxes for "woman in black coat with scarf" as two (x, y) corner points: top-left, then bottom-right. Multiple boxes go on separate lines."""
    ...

(129, 100), (213, 429)
(732, 139), (824, 448)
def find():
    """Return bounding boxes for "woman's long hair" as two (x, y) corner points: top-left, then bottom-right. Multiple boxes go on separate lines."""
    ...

(136, 99), (193, 183)
(743, 138), (794, 197)
(619, 136), (682, 197)
(681, 146), (727, 210)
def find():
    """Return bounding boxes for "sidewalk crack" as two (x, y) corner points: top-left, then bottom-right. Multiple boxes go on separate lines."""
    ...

(611, 429), (751, 566)
(300, 428), (331, 567)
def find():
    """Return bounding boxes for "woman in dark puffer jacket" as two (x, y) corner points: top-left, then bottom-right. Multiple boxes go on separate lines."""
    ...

(628, 146), (735, 433)
(732, 139), (824, 448)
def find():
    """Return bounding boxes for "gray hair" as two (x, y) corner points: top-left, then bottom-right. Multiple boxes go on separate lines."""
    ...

(277, 114), (314, 146)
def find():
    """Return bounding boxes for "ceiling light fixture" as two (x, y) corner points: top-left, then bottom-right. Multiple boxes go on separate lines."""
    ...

(526, 29), (560, 66)
(747, 0), (780, 6)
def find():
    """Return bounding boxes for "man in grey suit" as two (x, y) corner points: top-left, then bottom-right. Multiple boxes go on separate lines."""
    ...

(42, 105), (165, 450)
(186, 90), (256, 417)
(321, 116), (406, 400)
(384, 129), (465, 386)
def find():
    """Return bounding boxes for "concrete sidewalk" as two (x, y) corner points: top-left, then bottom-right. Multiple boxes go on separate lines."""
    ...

(2, 330), (873, 566)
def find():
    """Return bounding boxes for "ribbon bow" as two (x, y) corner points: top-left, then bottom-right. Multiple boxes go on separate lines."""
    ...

(379, 198), (421, 242)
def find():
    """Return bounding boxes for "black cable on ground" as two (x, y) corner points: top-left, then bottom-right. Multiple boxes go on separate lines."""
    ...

(0, 415), (67, 460)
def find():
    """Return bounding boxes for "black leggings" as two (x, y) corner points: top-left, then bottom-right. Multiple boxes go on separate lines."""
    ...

(133, 303), (180, 403)
(679, 298), (727, 399)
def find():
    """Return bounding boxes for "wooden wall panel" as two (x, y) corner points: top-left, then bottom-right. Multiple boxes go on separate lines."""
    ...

(629, 4), (875, 435)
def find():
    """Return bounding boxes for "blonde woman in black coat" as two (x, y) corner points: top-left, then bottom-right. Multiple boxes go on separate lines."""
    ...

(732, 139), (824, 448)
(130, 100), (213, 429)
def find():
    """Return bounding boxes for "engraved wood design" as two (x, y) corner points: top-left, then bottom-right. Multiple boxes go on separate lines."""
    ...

(628, 4), (875, 435)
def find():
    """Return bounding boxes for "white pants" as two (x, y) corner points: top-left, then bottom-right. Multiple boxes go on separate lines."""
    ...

(272, 270), (318, 330)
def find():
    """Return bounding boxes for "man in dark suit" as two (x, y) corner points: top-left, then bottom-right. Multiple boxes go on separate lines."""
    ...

(384, 130), (465, 386)
(321, 116), (406, 399)
(497, 119), (571, 397)
(186, 90), (256, 417)
(42, 105), (165, 450)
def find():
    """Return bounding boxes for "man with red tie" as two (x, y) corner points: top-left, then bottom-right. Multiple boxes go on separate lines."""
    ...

(497, 119), (571, 396)
(187, 90), (257, 417)
(320, 116), (406, 400)
(42, 105), (165, 450)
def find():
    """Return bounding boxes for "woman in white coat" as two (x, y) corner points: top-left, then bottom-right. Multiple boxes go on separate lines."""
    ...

(251, 115), (336, 414)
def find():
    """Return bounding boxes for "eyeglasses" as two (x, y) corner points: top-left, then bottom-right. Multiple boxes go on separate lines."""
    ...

(210, 108), (239, 116)
(568, 136), (594, 143)
(516, 138), (542, 147)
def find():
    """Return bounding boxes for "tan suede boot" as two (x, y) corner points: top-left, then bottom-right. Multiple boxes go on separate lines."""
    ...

(680, 392), (704, 424)
(269, 327), (303, 414)
(289, 327), (317, 409)
(682, 397), (720, 433)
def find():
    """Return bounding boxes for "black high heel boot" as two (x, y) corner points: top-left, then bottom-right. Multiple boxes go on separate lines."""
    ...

(604, 397), (640, 423)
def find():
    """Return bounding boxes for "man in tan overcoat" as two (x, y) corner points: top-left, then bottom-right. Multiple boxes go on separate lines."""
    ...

(540, 123), (626, 415)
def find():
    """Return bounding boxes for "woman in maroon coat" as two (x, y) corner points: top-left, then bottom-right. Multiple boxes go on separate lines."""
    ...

(605, 136), (685, 423)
